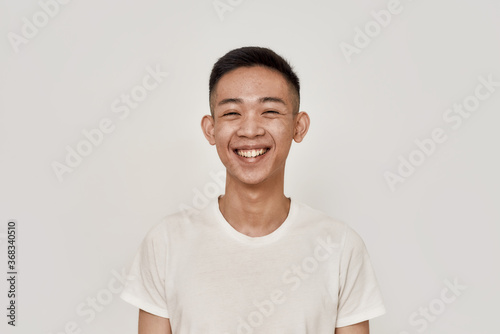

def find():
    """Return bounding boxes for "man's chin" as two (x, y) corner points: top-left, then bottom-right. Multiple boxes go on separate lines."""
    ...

(226, 171), (270, 187)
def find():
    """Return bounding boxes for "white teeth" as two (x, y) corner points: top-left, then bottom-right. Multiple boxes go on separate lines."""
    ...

(236, 148), (268, 158)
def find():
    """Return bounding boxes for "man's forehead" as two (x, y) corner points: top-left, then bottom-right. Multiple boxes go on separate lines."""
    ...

(216, 96), (288, 107)
(214, 68), (291, 98)
(218, 66), (287, 86)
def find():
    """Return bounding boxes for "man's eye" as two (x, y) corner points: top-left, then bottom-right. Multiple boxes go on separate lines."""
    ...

(264, 110), (279, 114)
(223, 112), (239, 116)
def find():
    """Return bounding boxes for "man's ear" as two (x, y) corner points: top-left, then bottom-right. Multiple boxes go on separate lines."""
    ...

(201, 115), (216, 145)
(293, 111), (310, 143)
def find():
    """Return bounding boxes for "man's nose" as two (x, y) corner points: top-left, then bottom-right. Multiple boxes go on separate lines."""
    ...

(236, 113), (265, 137)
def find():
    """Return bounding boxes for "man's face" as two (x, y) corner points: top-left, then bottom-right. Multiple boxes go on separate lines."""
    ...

(202, 66), (308, 186)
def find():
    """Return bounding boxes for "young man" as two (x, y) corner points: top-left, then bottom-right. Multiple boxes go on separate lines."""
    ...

(120, 46), (386, 333)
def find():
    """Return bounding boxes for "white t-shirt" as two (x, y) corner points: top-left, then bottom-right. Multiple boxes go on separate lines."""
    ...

(120, 196), (386, 333)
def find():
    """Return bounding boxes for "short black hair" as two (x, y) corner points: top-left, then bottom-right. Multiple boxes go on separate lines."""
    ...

(209, 46), (300, 115)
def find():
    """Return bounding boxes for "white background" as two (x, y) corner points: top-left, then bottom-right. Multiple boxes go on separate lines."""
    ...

(1, 0), (499, 333)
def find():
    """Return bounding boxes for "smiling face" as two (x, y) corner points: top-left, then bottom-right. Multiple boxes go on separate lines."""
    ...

(201, 66), (309, 187)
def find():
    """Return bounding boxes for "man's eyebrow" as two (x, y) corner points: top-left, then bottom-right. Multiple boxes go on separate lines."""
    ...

(259, 97), (287, 105)
(217, 98), (243, 106)
(217, 97), (287, 106)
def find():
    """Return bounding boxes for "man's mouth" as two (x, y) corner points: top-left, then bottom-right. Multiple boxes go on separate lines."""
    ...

(234, 148), (270, 158)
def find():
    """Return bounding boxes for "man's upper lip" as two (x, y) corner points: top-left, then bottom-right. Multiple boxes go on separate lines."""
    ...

(233, 145), (271, 150)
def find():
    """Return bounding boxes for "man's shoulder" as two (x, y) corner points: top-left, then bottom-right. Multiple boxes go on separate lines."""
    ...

(292, 199), (348, 232)
(293, 200), (369, 252)
(147, 200), (216, 236)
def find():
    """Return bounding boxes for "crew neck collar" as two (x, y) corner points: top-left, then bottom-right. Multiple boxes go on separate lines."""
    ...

(212, 195), (296, 245)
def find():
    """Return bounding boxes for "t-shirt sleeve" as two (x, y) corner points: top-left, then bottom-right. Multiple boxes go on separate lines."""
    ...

(336, 225), (386, 328)
(120, 221), (170, 318)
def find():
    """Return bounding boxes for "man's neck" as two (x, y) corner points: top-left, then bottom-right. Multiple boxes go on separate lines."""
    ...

(218, 173), (291, 237)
